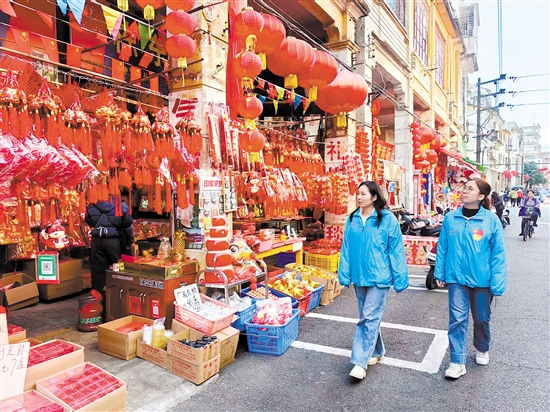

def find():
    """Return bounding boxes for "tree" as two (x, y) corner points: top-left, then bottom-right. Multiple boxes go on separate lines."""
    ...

(523, 162), (546, 188)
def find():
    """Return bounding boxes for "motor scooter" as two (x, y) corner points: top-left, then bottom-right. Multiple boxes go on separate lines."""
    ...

(501, 209), (510, 229)
(398, 210), (442, 237)
(425, 241), (446, 290)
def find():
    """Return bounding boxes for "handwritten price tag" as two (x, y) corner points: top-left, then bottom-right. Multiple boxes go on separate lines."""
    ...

(174, 284), (202, 312)
(0, 341), (30, 400)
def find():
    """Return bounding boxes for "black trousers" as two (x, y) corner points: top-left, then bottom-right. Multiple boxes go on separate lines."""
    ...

(90, 237), (121, 293)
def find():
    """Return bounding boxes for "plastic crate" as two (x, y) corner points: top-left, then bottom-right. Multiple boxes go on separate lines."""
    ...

(231, 303), (256, 332)
(240, 286), (299, 309)
(244, 309), (300, 356)
(266, 282), (311, 317)
(304, 253), (340, 272)
(307, 283), (325, 312)
(174, 294), (237, 335)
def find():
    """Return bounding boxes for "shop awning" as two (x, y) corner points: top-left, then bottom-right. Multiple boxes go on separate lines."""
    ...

(440, 148), (484, 174)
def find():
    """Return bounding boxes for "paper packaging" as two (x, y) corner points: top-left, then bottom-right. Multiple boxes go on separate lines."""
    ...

(167, 329), (220, 366)
(169, 354), (220, 385)
(35, 362), (127, 412)
(1, 390), (67, 411)
(97, 316), (154, 360)
(0, 273), (39, 311)
(136, 339), (170, 369)
(173, 318), (239, 370)
(24, 339), (85, 391)
(38, 277), (83, 301)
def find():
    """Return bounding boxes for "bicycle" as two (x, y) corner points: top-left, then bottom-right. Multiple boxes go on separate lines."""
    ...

(521, 214), (535, 241)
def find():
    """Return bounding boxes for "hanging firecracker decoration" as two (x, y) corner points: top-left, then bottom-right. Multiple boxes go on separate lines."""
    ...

(234, 50), (262, 91)
(130, 102), (153, 153)
(237, 93), (263, 129)
(298, 49), (338, 102)
(151, 107), (176, 161)
(62, 93), (91, 155)
(0, 69), (27, 139)
(255, 13), (285, 69)
(233, 7), (264, 52)
(135, 0), (164, 22)
(28, 81), (63, 145)
(315, 70), (369, 128)
(267, 37), (315, 90)
(95, 95), (123, 168)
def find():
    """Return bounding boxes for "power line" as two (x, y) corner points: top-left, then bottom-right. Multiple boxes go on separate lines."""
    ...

(507, 103), (550, 109)
(508, 89), (550, 96)
(509, 73), (550, 82)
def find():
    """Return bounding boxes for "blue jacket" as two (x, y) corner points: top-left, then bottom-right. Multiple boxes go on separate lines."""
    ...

(434, 206), (507, 296)
(338, 209), (409, 292)
(85, 201), (134, 240)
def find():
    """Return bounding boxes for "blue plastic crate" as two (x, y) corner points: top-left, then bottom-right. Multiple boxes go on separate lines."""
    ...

(240, 286), (298, 309)
(231, 302), (256, 332)
(244, 309), (300, 356)
(307, 284), (325, 312)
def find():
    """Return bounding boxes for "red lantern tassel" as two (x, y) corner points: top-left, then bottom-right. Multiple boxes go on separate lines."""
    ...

(165, 181), (172, 213)
(30, 201), (36, 225)
(1, 108), (8, 134)
(134, 168), (142, 187)
(17, 200), (25, 227)
(155, 180), (162, 215)
(116, 195), (123, 217)
(49, 200), (57, 223)
(41, 202), (48, 227)
(68, 206), (74, 234)
(188, 177), (195, 206)
(79, 192), (87, 214)
(128, 190), (132, 211)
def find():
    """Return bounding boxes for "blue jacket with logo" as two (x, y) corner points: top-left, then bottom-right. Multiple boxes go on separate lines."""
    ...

(338, 209), (409, 292)
(434, 206), (507, 296)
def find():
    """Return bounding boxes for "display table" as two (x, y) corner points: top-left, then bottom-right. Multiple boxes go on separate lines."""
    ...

(402, 235), (438, 267)
(255, 241), (304, 265)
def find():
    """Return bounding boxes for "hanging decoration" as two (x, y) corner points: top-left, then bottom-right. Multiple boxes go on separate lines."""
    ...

(164, 0), (195, 11)
(28, 81), (63, 145)
(233, 7), (264, 51)
(239, 129), (265, 163)
(254, 13), (285, 69)
(135, 0), (164, 22)
(237, 93), (263, 129)
(267, 37), (315, 90)
(62, 93), (92, 155)
(234, 50), (262, 92)
(0, 69), (27, 139)
(298, 49), (338, 102)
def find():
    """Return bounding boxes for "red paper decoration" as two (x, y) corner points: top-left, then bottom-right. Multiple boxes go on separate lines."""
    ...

(298, 49), (338, 102)
(267, 37), (316, 90)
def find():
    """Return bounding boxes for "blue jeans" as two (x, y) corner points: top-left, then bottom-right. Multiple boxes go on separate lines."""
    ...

(448, 284), (493, 364)
(351, 286), (388, 369)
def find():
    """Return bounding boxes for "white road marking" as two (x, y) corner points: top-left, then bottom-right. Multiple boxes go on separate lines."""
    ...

(408, 274), (427, 279)
(292, 313), (449, 374)
(408, 286), (448, 293)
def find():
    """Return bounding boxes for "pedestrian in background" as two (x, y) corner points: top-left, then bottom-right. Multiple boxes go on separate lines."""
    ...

(85, 197), (134, 297)
(509, 189), (518, 207)
(518, 189), (541, 236)
(338, 181), (409, 380)
(491, 191), (504, 224)
(435, 179), (507, 379)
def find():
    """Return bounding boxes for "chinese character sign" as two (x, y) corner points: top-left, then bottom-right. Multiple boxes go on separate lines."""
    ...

(0, 342), (30, 400)
(174, 284), (202, 312)
(325, 224), (344, 243)
(374, 139), (395, 161)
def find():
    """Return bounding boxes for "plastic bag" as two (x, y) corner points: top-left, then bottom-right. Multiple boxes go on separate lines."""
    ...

(252, 298), (293, 325)
(0, 134), (32, 180)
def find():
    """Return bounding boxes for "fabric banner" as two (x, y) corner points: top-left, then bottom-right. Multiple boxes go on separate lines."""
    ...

(41, 37), (59, 63)
(66, 44), (82, 67)
(10, 27), (30, 54)
(67, 0), (85, 25)
(273, 100), (278, 115)
(100, 5), (121, 36)
(138, 22), (151, 49)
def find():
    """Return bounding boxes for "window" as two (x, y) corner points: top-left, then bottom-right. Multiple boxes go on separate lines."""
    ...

(414, 0), (429, 64)
(386, 0), (406, 26)
(435, 30), (445, 86)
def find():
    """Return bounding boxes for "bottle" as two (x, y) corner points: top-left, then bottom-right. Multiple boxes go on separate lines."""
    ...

(151, 323), (166, 348)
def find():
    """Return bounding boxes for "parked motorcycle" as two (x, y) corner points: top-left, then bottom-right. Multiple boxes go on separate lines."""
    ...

(501, 209), (510, 229)
(425, 241), (446, 290)
(398, 210), (442, 237)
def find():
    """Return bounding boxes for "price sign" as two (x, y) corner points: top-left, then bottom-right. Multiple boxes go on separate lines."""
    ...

(174, 284), (202, 312)
(35, 251), (60, 284)
(0, 342), (30, 400)
(0, 309), (8, 346)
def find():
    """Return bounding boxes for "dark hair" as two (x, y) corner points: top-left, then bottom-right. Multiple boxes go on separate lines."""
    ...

(527, 190), (534, 195)
(470, 178), (491, 210)
(349, 181), (387, 227)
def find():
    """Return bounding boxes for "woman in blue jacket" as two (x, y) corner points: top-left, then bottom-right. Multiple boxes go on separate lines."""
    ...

(338, 181), (408, 380)
(435, 179), (507, 379)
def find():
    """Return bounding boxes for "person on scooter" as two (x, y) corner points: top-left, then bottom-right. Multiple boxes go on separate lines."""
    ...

(518, 190), (541, 236)
(338, 181), (409, 380)
(434, 178), (507, 379)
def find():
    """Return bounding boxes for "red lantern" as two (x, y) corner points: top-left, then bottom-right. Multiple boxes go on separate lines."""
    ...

(165, 0), (194, 11)
(255, 13), (285, 69)
(165, 34), (196, 69)
(267, 37), (315, 90)
(315, 70), (369, 128)
(371, 99), (382, 116)
(135, 0), (164, 21)
(298, 49), (338, 101)
(233, 7), (264, 51)
(234, 50), (262, 91)
(165, 11), (196, 35)
(419, 127), (436, 144)
(237, 94), (263, 128)
(240, 129), (265, 153)
(410, 121), (420, 129)
(418, 160), (430, 169)
(524, 173), (530, 181)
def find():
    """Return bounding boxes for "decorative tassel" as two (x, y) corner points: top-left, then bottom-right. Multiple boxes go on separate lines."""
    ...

(49, 200), (57, 223)
(245, 34), (257, 52)
(128, 190), (132, 211)
(29, 201), (36, 225)
(188, 177), (195, 206)
(336, 113), (347, 128)
(165, 181), (172, 213)
(258, 52), (266, 70)
(68, 206), (74, 234)
(115, 195), (123, 217)
(79, 192), (87, 214)
(155, 178), (162, 215)
(41, 202), (48, 227)
(284, 74), (298, 90)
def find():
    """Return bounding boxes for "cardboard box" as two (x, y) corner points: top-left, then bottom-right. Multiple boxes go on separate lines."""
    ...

(98, 316), (154, 360)
(1, 390), (68, 411)
(214, 326), (240, 369)
(23, 258), (83, 282)
(171, 318), (189, 334)
(167, 329), (220, 366)
(136, 339), (169, 369)
(0, 273), (39, 311)
(38, 278), (83, 301)
(25, 339), (85, 391)
(168, 354), (220, 385)
(35, 362), (127, 412)
(7, 324), (26, 343)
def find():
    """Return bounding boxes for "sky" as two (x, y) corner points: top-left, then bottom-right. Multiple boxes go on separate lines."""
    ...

(472, 0), (550, 148)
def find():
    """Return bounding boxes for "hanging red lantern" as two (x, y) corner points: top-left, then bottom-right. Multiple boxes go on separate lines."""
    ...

(234, 50), (262, 91)
(267, 37), (315, 90)
(233, 7), (264, 51)
(315, 70), (369, 128)
(371, 99), (382, 116)
(165, 10), (196, 35)
(240, 129), (265, 162)
(165, 34), (196, 69)
(237, 94), (263, 129)
(255, 13), (285, 69)
(419, 127), (436, 144)
(135, 0), (164, 21)
(298, 49), (338, 101)
(165, 0), (194, 11)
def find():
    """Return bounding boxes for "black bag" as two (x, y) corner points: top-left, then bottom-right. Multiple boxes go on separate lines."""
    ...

(117, 226), (134, 255)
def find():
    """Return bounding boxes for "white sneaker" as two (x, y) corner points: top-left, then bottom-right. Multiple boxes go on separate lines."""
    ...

(368, 357), (381, 366)
(475, 350), (490, 365)
(349, 365), (366, 379)
(445, 363), (466, 379)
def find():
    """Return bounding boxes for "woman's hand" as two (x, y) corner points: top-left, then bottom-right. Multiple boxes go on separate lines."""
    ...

(436, 280), (445, 288)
